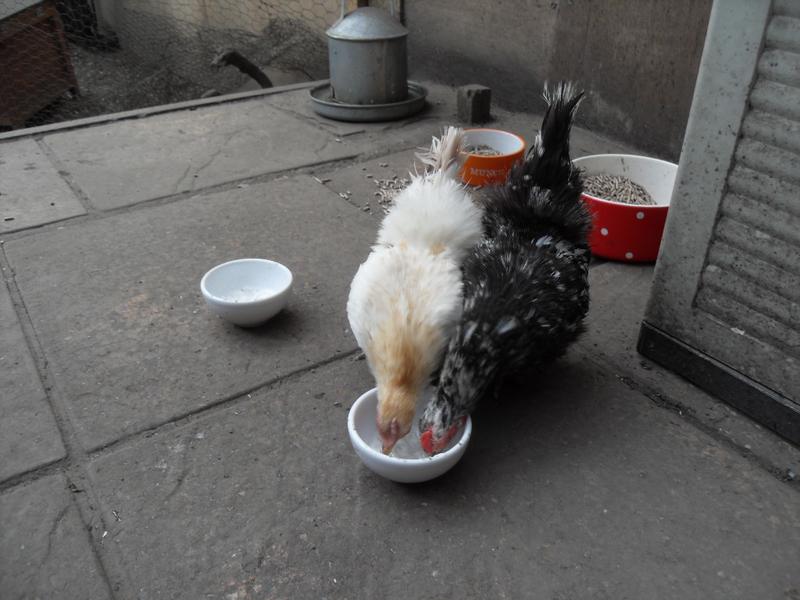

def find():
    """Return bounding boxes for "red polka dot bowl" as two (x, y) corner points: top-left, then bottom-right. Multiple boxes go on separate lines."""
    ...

(574, 154), (678, 263)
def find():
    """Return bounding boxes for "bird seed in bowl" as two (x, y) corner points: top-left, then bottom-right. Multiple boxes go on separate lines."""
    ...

(465, 144), (501, 156)
(584, 174), (655, 205)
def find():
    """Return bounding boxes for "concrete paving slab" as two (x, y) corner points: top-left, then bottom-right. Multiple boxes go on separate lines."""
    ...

(338, 120), (467, 173)
(265, 80), (457, 138)
(262, 82), (479, 174)
(4, 176), (375, 450)
(0, 280), (65, 482)
(316, 147), (422, 221)
(42, 99), (363, 210)
(88, 354), (800, 599)
(266, 87), (370, 137)
(88, 359), (374, 600)
(0, 474), (111, 598)
(0, 138), (86, 233)
(579, 262), (800, 478)
(3, 80), (796, 600)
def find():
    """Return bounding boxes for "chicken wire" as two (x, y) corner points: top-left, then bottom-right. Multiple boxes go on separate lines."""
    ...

(0, 0), (397, 131)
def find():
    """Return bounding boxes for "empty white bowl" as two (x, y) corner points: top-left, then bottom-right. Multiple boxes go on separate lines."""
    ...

(347, 388), (472, 483)
(200, 258), (293, 327)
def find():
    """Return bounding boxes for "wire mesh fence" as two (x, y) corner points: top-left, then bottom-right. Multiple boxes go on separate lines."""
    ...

(0, 0), (395, 131)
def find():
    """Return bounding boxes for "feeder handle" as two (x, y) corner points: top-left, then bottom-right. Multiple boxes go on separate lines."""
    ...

(337, 0), (396, 20)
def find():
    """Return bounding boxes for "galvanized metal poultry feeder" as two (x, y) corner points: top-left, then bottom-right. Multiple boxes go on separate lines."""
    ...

(328, 5), (407, 104)
(310, 1), (427, 122)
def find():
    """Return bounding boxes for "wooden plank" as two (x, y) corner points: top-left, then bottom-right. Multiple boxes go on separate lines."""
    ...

(0, 1), (78, 128)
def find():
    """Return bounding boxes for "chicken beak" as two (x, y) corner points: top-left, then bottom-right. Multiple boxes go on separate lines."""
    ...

(378, 418), (401, 454)
(380, 432), (399, 454)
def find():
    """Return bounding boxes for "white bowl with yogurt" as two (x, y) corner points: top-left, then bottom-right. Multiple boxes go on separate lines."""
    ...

(200, 258), (293, 327)
(347, 387), (472, 483)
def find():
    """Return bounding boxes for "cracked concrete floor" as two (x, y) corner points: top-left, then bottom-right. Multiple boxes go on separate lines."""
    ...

(1, 81), (798, 599)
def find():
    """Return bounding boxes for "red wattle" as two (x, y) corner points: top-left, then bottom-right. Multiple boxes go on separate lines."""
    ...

(420, 429), (435, 455)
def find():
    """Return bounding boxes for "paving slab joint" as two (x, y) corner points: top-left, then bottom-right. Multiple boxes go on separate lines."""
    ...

(0, 81), (321, 142)
(87, 347), (363, 459)
(0, 154), (368, 246)
(0, 244), (136, 598)
(0, 457), (70, 493)
(35, 138), (96, 214)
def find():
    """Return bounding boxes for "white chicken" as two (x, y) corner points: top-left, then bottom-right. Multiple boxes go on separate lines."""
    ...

(347, 128), (483, 453)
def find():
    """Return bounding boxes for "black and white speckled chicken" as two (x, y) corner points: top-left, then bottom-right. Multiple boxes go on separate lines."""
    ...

(418, 82), (592, 454)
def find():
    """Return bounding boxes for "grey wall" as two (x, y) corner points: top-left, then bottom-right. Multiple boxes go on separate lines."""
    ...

(405, 0), (712, 160)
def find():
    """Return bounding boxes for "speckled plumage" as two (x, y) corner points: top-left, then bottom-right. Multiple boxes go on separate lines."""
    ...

(419, 82), (591, 452)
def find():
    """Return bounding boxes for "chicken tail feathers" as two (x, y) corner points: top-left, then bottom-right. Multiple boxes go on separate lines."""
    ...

(415, 126), (466, 183)
(484, 81), (591, 243)
(531, 81), (584, 185)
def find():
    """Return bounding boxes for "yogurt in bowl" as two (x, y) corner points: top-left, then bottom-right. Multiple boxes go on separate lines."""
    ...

(200, 258), (293, 327)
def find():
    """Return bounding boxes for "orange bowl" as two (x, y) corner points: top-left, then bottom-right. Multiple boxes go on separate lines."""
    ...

(459, 129), (525, 186)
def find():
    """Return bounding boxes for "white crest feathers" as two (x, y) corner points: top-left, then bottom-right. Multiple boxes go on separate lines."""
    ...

(414, 126), (465, 183)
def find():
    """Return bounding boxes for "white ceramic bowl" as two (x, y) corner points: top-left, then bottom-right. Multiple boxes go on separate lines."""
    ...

(200, 258), (293, 327)
(347, 388), (472, 483)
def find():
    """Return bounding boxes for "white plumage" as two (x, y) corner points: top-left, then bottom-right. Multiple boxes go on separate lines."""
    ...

(376, 176), (482, 265)
(346, 127), (483, 453)
(347, 244), (464, 386)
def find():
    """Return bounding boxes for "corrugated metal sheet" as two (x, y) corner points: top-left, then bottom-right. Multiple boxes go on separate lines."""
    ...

(741, 110), (800, 155)
(707, 240), (800, 302)
(696, 7), (800, 362)
(773, 0), (800, 20)
(711, 216), (800, 286)
(734, 138), (800, 185)
(726, 165), (800, 217)
(758, 49), (800, 87)
(767, 15), (800, 52)
(696, 286), (800, 356)
(721, 193), (800, 247)
(749, 80), (800, 121)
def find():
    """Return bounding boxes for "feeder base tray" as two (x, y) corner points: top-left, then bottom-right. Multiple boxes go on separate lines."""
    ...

(309, 81), (427, 122)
